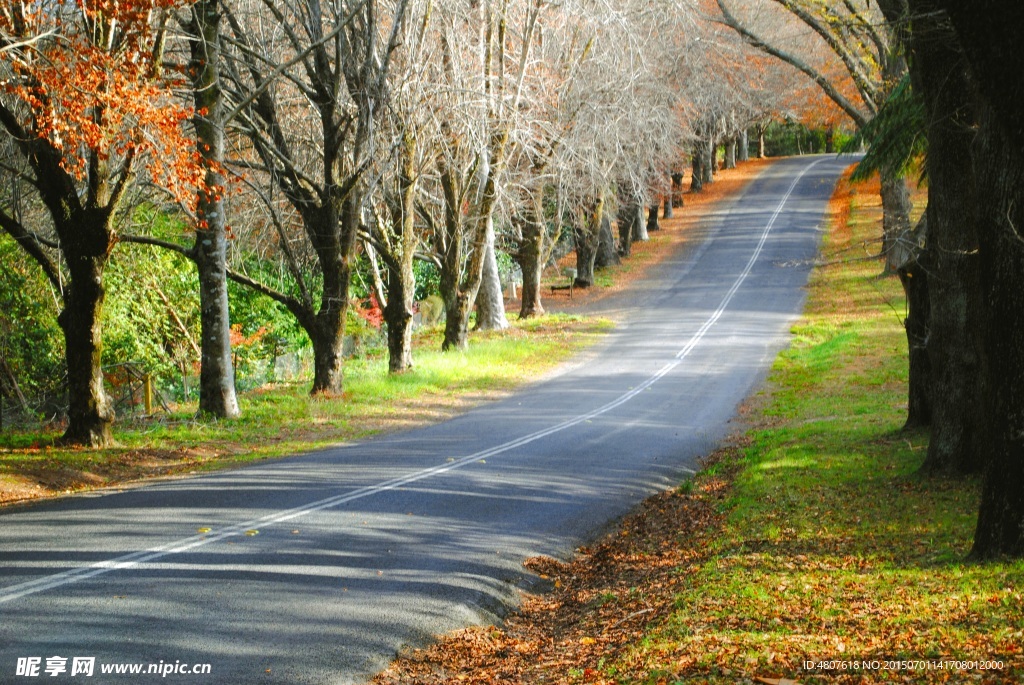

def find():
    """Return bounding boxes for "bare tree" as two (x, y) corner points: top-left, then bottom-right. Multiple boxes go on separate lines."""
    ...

(218, 0), (410, 394)
(417, 0), (543, 349)
(361, 0), (435, 372)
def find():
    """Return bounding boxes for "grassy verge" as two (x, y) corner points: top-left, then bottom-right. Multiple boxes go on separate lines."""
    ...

(374, 169), (1024, 685)
(0, 314), (611, 505)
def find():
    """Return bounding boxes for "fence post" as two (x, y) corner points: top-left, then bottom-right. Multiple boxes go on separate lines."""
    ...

(144, 374), (153, 415)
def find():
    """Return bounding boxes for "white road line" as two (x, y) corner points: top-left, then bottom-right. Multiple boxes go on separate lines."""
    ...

(0, 158), (825, 606)
(676, 156), (824, 360)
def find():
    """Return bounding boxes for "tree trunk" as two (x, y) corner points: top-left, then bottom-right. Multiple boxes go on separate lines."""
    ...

(647, 205), (661, 232)
(738, 129), (750, 162)
(970, 113), (1024, 557)
(757, 125), (767, 158)
(970, 102), (1024, 558)
(901, 4), (985, 476)
(190, 0), (240, 418)
(474, 217), (509, 331)
(384, 271), (414, 373)
(918, 152), (983, 478)
(383, 130), (418, 372)
(617, 199), (636, 258)
(309, 279), (347, 395)
(574, 196), (604, 288)
(594, 214), (619, 269)
(690, 152), (704, 193)
(913, 0), (1024, 556)
(193, 226), (239, 417)
(58, 245), (114, 447)
(897, 215), (931, 429)
(632, 203), (649, 241)
(439, 167), (469, 351)
(671, 172), (685, 207)
(879, 169), (914, 274)
(517, 190), (545, 319)
(724, 137), (737, 169)
(309, 195), (359, 395)
(703, 138), (716, 183)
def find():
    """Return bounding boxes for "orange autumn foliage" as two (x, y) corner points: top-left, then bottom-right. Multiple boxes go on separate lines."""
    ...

(0, 0), (203, 209)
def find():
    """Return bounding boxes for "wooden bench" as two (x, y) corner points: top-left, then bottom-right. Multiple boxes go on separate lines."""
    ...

(550, 282), (574, 299)
(550, 267), (577, 299)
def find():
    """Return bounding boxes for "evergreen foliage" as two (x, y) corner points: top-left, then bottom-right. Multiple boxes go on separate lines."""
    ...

(842, 74), (927, 182)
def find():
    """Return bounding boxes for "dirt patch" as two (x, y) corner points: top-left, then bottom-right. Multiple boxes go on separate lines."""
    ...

(0, 447), (220, 506)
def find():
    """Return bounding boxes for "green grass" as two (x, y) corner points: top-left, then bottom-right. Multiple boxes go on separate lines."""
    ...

(0, 313), (613, 498)
(612, 178), (1024, 683)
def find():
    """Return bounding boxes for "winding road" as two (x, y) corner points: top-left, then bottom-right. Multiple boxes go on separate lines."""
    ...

(0, 155), (852, 684)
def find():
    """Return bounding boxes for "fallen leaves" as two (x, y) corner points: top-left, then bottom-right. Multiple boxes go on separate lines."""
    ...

(372, 448), (731, 685)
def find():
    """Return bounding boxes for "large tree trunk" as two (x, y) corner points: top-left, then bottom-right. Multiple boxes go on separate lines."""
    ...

(934, 1), (1024, 558)
(383, 131), (418, 373)
(384, 271), (414, 373)
(901, 3), (985, 476)
(442, 293), (472, 351)
(879, 168), (914, 274)
(309, 307), (346, 393)
(574, 196), (604, 288)
(474, 218), (509, 331)
(594, 214), (619, 269)
(439, 168), (469, 351)
(724, 137), (737, 169)
(671, 172), (685, 208)
(309, 195), (359, 394)
(690, 151), (704, 193)
(702, 138), (716, 184)
(970, 102), (1024, 559)
(738, 129), (750, 162)
(517, 189), (545, 319)
(58, 244), (114, 447)
(190, 0), (240, 418)
(632, 203), (649, 242)
(897, 214), (931, 429)
(617, 197), (637, 258)
(647, 205), (661, 232)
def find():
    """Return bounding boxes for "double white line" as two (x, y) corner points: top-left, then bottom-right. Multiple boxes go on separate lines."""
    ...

(0, 158), (824, 606)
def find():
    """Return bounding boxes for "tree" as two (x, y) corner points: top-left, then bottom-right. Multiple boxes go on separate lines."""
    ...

(420, 0), (543, 350)
(544, 0), (685, 287)
(931, 0), (1024, 559)
(355, 1), (438, 374)
(876, 0), (1024, 557)
(715, 0), (913, 273)
(841, 74), (931, 429)
(218, 0), (410, 394)
(874, 0), (982, 476)
(0, 0), (202, 445)
(186, 0), (241, 417)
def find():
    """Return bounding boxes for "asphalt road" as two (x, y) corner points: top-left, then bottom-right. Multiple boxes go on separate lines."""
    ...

(0, 154), (853, 684)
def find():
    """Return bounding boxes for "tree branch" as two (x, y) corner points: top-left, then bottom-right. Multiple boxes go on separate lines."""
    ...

(0, 209), (65, 297)
(715, 0), (871, 129)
